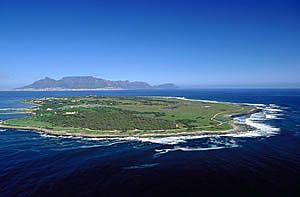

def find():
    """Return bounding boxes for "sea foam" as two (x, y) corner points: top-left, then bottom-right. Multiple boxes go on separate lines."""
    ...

(230, 103), (283, 138)
(154, 141), (239, 156)
(123, 163), (160, 170)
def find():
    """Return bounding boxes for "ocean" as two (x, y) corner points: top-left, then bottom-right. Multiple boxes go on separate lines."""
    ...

(0, 89), (299, 196)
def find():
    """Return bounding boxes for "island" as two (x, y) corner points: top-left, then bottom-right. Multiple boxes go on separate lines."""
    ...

(0, 96), (256, 137)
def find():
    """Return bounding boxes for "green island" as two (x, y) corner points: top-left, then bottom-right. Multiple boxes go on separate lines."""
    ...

(0, 96), (256, 137)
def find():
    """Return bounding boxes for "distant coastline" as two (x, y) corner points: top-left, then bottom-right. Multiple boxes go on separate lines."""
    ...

(12, 88), (126, 91)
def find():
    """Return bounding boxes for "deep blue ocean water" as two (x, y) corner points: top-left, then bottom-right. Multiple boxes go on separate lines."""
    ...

(0, 89), (299, 196)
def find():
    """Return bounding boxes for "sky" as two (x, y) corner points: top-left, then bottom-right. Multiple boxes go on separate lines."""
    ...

(0, 0), (299, 89)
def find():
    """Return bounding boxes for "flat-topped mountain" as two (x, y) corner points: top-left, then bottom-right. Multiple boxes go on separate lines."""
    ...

(17, 76), (178, 90)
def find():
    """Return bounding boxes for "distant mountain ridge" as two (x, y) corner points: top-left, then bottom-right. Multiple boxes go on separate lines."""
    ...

(18, 76), (178, 90)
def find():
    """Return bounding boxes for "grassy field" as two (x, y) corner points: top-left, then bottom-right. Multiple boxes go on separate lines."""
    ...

(2, 96), (254, 137)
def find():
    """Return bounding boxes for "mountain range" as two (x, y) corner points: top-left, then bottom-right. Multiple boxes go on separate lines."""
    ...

(17, 76), (178, 90)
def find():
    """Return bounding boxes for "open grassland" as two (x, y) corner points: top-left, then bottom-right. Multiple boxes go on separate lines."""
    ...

(2, 96), (255, 137)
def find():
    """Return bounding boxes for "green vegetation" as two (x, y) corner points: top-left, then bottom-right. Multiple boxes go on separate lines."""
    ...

(2, 96), (254, 137)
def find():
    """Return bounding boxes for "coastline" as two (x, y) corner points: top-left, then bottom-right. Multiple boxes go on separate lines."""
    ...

(0, 122), (246, 138)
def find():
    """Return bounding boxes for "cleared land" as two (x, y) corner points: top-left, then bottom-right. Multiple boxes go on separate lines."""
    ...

(0, 96), (255, 137)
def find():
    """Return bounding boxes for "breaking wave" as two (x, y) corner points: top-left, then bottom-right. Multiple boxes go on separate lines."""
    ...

(155, 146), (227, 154)
(231, 103), (282, 138)
(123, 136), (211, 145)
(123, 163), (160, 170)
(153, 137), (240, 156)
(170, 97), (283, 138)
(49, 142), (125, 151)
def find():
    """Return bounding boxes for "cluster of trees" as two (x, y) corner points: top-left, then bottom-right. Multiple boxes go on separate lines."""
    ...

(36, 107), (176, 131)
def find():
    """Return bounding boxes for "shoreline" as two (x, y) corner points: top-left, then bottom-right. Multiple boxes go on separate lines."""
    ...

(0, 122), (248, 138)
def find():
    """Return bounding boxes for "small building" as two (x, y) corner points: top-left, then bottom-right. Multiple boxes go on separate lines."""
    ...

(65, 111), (78, 115)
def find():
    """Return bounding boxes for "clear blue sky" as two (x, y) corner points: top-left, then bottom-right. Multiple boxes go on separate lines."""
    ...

(0, 0), (299, 89)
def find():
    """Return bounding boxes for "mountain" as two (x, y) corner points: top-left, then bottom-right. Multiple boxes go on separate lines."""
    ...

(18, 76), (178, 90)
(22, 77), (58, 89)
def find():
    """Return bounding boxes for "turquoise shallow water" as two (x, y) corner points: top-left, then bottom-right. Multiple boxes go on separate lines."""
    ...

(0, 89), (299, 196)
